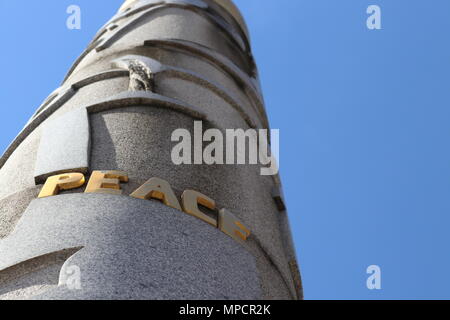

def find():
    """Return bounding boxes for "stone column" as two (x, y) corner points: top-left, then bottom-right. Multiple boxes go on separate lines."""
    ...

(0, 0), (302, 300)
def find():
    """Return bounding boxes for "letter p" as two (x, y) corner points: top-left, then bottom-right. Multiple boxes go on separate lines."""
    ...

(38, 173), (85, 198)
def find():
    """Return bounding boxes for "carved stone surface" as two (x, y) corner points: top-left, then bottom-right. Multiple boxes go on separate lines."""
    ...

(34, 108), (90, 184)
(0, 0), (302, 300)
(126, 60), (154, 91)
(0, 195), (260, 300)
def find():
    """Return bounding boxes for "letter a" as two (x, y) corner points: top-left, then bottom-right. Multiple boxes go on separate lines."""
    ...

(130, 177), (182, 211)
(366, 5), (381, 30)
(67, 5), (81, 30)
(366, 265), (382, 290)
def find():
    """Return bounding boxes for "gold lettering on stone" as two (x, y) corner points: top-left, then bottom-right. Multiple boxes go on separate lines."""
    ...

(37, 172), (251, 244)
(38, 173), (86, 198)
(181, 190), (217, 227)
(85, 170), (129, 195)
(218, 209), (251, 243)
(130, 177), (182, 211)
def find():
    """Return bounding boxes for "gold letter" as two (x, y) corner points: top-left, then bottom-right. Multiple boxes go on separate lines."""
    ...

(130, 177), (182, 211)
(85, 170), (128, 195)
(181, 190), (217, 227)
(38, 173), (85, 198)
(218, 209), (251, 243)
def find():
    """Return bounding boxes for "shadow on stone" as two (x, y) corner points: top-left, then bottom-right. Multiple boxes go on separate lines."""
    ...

(0, 247), (83, 300)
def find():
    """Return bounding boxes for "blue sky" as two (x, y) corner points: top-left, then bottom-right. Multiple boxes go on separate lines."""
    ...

(1, 0), (450, 300)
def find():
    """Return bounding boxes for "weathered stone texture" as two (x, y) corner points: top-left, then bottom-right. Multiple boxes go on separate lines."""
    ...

(0, 0), (302, 299)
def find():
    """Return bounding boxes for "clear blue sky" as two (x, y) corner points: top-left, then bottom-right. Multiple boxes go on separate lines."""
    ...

(1, 0), (450, 300)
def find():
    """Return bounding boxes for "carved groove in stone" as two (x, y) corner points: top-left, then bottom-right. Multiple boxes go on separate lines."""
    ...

(0, 87), (75, 170)
(161, 68), (259, 129)
(30, 88), (75, 125)
(62, 0), (253, 84)
(0, 70), (129, 170)
(94, 0), (247, 54)
(143, 39), (267, 127)
(117, 0), (250, 44)
(0, 247), (83, 300)
(31, 91), (59, 120)
(72, 69), (129, 90)
(113, 54), (260, 128)
(0, 187), (41, 239)
(86, 91), (207, 121)
(30, 87), (206, 184)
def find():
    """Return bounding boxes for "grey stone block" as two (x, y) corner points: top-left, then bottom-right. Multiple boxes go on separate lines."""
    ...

(34, 108), (90, 184)
(0, 194), (261, 300)
(0, 248), (82, 300)
(0, 187), (40, 239)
